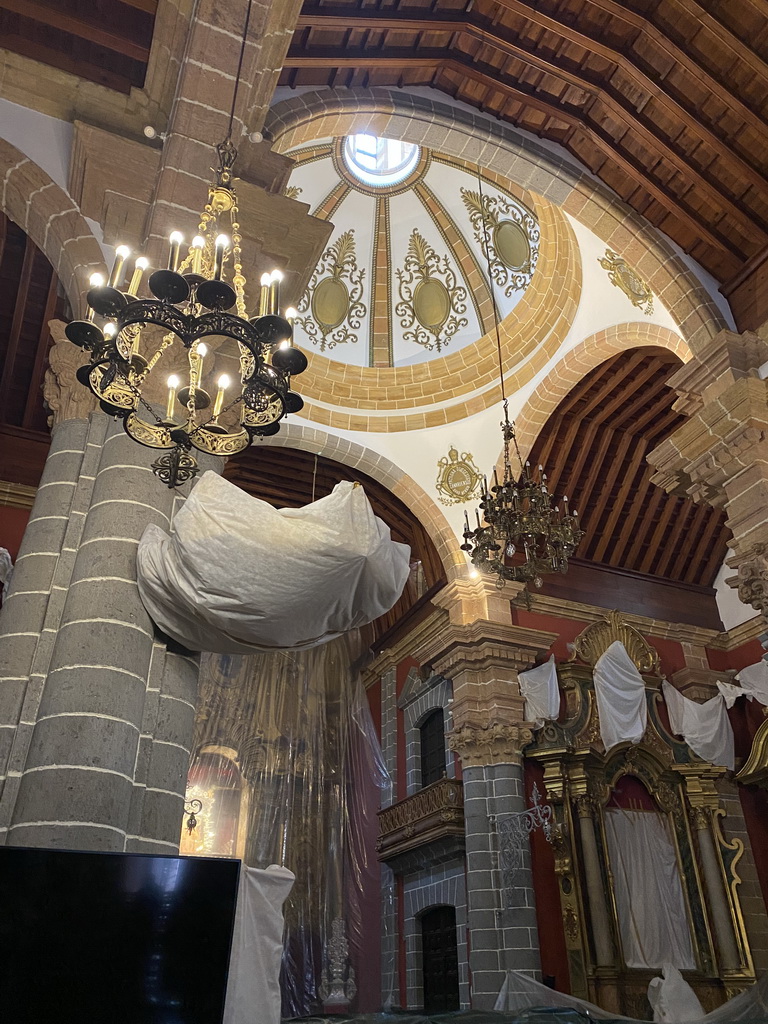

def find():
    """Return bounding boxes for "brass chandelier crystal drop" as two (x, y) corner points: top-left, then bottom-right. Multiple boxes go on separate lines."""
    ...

(461, 172), (582, 588)
(64, 0), (307, 489)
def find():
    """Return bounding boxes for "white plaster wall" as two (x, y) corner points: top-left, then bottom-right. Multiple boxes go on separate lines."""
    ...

(0, 98), (73, 191)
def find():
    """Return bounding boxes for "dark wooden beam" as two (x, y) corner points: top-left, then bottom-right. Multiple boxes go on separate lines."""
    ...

(0, 0), (151, 62)
(0, 31), (135, 93)
(284, 47), (746, 264)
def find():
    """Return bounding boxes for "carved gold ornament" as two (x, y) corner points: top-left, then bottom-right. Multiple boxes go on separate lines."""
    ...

(461, 187), (539, 295)
(598, 249), (654, 314)
(396, 229), (468, 353)
(295, 229), (366, 352)
(569, 609), (661, 675)
(283, 184), (303, 200)
(435, 446), (483, 506)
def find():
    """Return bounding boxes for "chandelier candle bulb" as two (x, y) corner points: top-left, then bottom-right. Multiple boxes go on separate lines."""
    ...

(213, 235), (229, 280)
(166, 375), (179, 420)
(168, 232), (184, 272)
(195, 342), (208, 378)
(259, 273), (271, 316)
(191, 236), (205, 276)
(86, 272), (105, 320)
(213, 374), (230, 418)
(103, 323), (117, 339)
(109, 245), (131, 288)
(269, 269), (283, 314)
(128, 257), (149, 296)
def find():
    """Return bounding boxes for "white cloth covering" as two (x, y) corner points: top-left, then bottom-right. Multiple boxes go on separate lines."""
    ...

(593, 640), (648, 751)
(736, 659), (768, 705)
(222, 864), (295, 1024)
(495, 968), (768, 1024)
(662, 681), (734, 770)
(717, 680), (753, 709)
(137, 472), (411, 652)
(649, 964), (705, 1023)
(518, 654), (560, 727)
(604, 809), (696, 970)
(0, 547), (12, 599)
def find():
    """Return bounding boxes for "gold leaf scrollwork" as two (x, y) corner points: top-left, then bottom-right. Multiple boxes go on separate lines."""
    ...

(461, 187), (539, 295)
(396, 229), (468, 353)
(598, 249), (654, 315)
(295, 229), (366, 352)
(436, 445), (483, 506)
(283, 185), (303, 200)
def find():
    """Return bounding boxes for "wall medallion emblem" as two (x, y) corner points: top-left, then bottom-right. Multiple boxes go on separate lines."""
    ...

(295, 230), (366, 352)
(461, 187), (538, 294)
(598, 249), (653, 314)
(436, 446), (482, 506)
(396, 229), (467, 352)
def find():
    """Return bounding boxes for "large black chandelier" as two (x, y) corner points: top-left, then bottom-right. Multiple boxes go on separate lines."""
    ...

(64, 0), (306, 489)
(460, 173), (582, 588)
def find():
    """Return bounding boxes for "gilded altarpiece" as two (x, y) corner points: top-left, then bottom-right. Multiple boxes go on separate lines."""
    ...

(525, 612), (754, 1018)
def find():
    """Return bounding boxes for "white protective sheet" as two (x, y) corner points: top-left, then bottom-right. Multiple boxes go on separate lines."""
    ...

(496, 968), (768, 1024)
(717, 680), (753, 709)
(519, 654), (560, 728)
(593, 641), (647, 751)
(136, 472), (411, 652)
(649, 964), (705, 1023)
(604, 809), (696, 970)
(662, 682), (734, 770)
(222, 864), (295, 1024)
(737, 659), (768, 706)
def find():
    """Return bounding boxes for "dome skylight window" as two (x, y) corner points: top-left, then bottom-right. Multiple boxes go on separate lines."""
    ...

(343, 134), (421, 187)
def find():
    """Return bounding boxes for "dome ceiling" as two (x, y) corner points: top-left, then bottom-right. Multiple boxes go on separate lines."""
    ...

(285, 135), (539, 368)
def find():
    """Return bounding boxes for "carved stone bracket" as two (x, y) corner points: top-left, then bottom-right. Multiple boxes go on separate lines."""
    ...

(44, 320), (100, 427)
(728, 543), (768, 622)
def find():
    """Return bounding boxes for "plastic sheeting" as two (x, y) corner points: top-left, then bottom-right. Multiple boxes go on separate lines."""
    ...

(593, 641), (647, 752)
(662, 682), (734, 770)
(185, 631), (389, 1018)
(604, 809), (696, 970)
(518, 655), (560, 728)
(224, 865), (296, 1024)
(137, 472), (411, 652)
(495, 969), (768, 1024)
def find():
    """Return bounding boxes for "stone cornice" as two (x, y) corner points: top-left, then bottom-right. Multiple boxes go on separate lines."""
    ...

(362, 606), (447, 688)
(413, 618), (558, 675)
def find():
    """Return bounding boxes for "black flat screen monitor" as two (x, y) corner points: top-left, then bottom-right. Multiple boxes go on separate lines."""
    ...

(0, 846), (240, 1024)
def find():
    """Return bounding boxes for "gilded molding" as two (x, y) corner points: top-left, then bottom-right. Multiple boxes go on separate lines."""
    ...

(295, 229), (366, 352)
(396, 229), (468, 353)
(598, 249), (653, 314)
(0, 481), (36, 510)
(569, 609), (661, 674)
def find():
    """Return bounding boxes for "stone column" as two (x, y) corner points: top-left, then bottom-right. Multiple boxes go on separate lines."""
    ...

(415, 577), (557, 1010)
(689, 806), (741, 972)
(573, 796), (615, 968)
(648, 329), (768, 640)
(0, 332), (216, 852)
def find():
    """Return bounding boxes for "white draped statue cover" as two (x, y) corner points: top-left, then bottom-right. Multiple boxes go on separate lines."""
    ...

(593, 640), (648, 751)
(662, 681), (734, 770)
(604, 808), (696, 970)
(518, 654), (560, 727)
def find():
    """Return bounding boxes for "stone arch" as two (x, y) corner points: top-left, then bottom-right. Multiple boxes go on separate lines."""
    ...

(512, 323), (691, 462)
(266, 89), (726, 353)
(0, 139), (105, 316)
(256, 421), (467, 582)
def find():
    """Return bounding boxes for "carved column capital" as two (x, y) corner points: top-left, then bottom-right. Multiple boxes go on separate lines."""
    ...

(688, 805), (711, 831)
(448, 722), (533, 767)
(43, 321), (100, 427)
(574, 794), (596, 819)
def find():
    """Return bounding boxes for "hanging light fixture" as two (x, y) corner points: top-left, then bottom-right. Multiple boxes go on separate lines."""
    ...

(461, 173), (582, 588)
(64, 0), (306, 489)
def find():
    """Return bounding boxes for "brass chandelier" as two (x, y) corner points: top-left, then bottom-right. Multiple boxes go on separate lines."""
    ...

(64, 0), (306, 489)
(461, 175), (582, 588)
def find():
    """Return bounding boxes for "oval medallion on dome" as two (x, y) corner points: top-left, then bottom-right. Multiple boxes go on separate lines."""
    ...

(311, 276), (349, 331)
(413, 278), (451, 330)
(493, 219), (530, 272)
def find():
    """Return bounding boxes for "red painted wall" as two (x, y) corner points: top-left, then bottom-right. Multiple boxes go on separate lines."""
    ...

(0, 506), (30, 559)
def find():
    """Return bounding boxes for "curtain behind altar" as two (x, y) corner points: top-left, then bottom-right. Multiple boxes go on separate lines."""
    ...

(604, 808), (695, 970)
(184, 632), (389, 1017)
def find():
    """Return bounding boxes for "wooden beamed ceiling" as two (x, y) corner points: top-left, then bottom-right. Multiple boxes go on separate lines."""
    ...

(283, 0), (768, 284)
(0, 0), (156, 93)
(528, 346), (730, 587)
